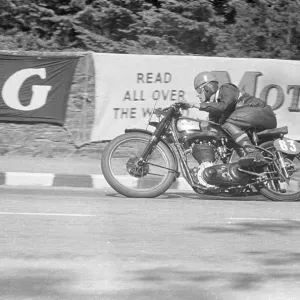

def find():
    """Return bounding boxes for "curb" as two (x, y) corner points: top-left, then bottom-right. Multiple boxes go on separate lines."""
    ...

(0, 172), (193, 191)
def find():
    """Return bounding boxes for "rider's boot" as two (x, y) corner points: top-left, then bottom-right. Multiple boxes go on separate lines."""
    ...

(222, 122), (266, 167)
(238, 142), (267, 167)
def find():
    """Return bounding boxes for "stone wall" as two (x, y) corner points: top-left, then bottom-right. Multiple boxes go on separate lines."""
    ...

(0, 52), (108, 159)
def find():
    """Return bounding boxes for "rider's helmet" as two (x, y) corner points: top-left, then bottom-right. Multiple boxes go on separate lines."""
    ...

(193, 71), (218, 90)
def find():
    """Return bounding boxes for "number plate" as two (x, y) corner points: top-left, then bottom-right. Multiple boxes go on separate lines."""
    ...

(273, 137), (300, 155)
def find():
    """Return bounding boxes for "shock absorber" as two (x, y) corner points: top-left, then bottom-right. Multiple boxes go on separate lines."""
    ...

(276, 150), (289, 180)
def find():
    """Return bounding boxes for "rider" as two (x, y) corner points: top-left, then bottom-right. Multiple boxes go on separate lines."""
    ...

(188, 71), (277, 166)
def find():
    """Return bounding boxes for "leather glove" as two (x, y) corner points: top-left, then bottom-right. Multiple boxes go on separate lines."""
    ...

(199, 102), (208, 110)
(177, 102), (193, 110)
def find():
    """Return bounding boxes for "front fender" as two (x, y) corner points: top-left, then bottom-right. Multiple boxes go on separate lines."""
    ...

(125, 128), (153, 136)
(125, 128), (178, 172)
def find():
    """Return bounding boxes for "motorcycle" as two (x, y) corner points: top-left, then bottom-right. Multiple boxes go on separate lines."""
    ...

(101, 102), (300, 201)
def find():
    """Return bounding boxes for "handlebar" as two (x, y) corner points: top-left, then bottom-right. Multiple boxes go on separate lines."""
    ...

(174, 102), (190, 110)
(153, 102), (192, 118)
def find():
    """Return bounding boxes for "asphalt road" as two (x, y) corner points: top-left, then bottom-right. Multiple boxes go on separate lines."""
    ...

(1, 187), (300, 300)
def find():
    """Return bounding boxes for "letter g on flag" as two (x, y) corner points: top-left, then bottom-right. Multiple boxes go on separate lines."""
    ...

(1, 68), (52, 111)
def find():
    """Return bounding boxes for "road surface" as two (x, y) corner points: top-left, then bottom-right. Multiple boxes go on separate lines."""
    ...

(1, 186), (300, 300)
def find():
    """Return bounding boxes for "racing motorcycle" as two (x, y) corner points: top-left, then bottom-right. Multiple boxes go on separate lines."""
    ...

(101, 102), (300, 201)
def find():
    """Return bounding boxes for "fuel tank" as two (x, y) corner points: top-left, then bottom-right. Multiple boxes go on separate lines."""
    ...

(176, 117), (227, 142)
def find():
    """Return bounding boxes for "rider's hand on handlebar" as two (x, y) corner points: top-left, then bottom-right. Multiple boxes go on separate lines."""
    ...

(176, 102), (194, 110)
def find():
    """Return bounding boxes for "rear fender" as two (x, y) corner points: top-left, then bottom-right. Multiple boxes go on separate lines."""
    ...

(125, 128), (178, 171)
(256, 126), (288, 141)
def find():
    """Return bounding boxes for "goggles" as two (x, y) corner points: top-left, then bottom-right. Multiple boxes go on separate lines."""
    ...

(195, 81), (210, 94)
(195, 82), (210, 102)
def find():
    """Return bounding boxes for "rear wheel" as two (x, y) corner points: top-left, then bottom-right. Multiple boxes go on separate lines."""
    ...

(101, 132), (177, 198)
(258, 141), (300, 201)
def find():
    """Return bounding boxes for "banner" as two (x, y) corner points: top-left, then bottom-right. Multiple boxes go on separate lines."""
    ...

(0, 54), (79, 125)
(91, 53), (300, 141)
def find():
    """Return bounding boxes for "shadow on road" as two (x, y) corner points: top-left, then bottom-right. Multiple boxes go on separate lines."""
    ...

(166, 192), (267, 202)
(0, 267), (96, 300)
(99, 260), (300, 299)
(105, 191), (267, 202)
(99, 284), (224, 300)
(188, 220), (300, 236)
(131, 266), (266, 289)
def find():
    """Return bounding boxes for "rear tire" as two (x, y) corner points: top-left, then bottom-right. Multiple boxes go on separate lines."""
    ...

(101, 132), (177, 198)
(258, 141), (300, 201)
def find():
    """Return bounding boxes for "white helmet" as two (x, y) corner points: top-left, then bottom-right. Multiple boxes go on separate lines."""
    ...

(194, 71), (218, 90)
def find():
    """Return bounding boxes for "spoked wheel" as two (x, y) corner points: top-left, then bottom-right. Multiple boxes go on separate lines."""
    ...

(258, 141), (300, 201)
(101, 132), (177, 198)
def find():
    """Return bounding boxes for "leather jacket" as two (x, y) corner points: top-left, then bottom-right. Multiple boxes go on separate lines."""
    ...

(200, 83), (266, 124)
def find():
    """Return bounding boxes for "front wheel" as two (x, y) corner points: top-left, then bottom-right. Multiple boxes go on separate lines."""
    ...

(258, 141), (300, 201)
(101, 132), (177, 198)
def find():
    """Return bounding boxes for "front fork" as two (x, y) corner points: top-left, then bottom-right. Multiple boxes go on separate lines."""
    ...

(138, 108), (174, 162)
(168, 121), (195, 185)
(131, 112), (179, 180)
(139, 135), (159, 162)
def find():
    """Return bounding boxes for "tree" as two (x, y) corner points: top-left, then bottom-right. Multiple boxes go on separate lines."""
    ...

(214, 0), (300, 59)
(0, 0), (299, 59)
(0, 0), (223, 54)
(209, 0), (236, 24)
(137, 0), (223, 55)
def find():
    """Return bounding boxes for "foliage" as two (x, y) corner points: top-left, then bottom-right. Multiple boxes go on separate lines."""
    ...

(0, 0), (299, 59)
(214, 0), (300, 59)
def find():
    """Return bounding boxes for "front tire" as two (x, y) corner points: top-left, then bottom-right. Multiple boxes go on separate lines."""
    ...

(101, 132), (177, 198)
(258, 141), (300, 202)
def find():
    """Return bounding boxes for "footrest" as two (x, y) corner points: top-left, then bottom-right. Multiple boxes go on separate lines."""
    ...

(239, 157), (257, 168)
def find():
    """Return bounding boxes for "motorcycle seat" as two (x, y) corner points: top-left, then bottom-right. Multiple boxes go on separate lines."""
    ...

(257, 126), (288, 138)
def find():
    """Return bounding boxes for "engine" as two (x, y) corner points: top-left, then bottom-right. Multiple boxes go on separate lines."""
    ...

(190, 142), (217, 187)
(202, 163), (250, 186)
(192, 143), (216, 163)
(190, 141), (250, 187)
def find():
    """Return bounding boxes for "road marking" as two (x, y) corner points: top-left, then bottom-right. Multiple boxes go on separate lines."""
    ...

(0, 212), (96, 217)
(6, 172), (54, 186)
(227, 217), (300, 221)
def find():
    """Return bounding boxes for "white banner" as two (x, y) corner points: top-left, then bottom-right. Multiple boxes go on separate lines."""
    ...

(91, 53), (300, 141)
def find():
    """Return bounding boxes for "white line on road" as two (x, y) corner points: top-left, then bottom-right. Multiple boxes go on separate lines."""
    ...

(0, 212), (96, 217)
(227, 217), (300, 221)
